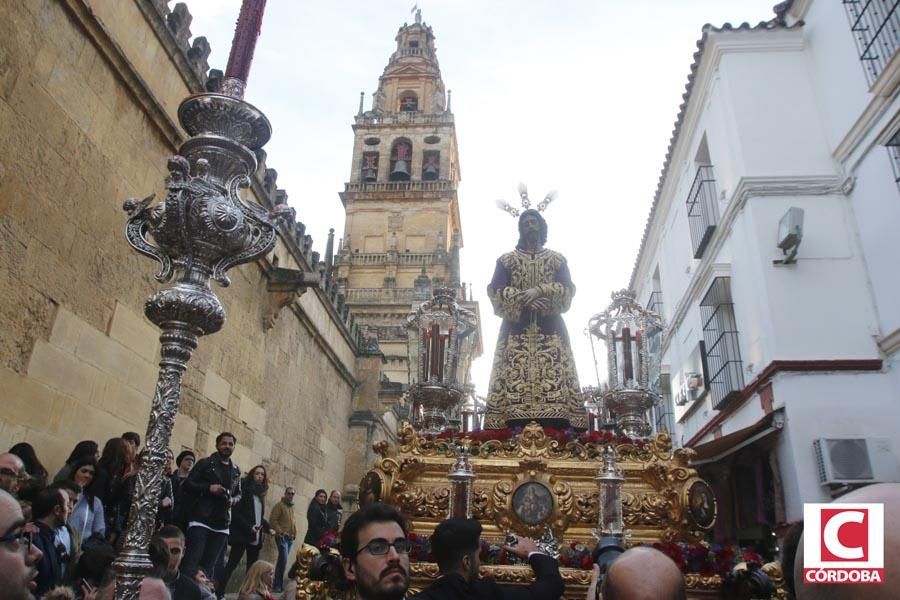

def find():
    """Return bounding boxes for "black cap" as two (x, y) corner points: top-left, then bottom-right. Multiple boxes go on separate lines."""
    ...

(176, 450), (196, 467)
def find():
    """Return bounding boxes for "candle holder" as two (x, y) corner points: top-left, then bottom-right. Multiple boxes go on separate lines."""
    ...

(588, 290), (664, 438)
(592, 445), (627, 572)
(447, 440), (475, 519)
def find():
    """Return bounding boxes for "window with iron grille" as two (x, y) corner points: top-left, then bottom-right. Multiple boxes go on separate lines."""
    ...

(700, 277), (744, 410)
(888, 145), (900, 190)
(843, 0), (900, 85)
(652, 379), (676, 439)
(686, 165), (720, 259)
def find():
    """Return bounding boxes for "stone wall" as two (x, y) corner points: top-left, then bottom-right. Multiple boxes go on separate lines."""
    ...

(0, 0), (381, 558)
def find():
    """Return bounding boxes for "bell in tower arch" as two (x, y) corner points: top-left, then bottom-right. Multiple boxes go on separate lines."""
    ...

(362, 152), (378, 182)
(390, 140), (412, 181)
(422, 151), (439, 181)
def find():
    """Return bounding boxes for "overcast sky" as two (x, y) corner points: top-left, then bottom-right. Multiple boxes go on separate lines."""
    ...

(185, 0), (779, 395)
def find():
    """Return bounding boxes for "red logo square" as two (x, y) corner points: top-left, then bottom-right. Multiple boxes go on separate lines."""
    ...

(820, 508), (869, 562)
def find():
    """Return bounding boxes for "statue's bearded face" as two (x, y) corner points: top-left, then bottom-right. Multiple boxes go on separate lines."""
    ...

(521, 214), (541, 239)
(517, 210), (547, 249)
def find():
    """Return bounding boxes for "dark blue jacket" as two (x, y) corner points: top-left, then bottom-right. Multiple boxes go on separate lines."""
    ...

(32, 520), (64, 596)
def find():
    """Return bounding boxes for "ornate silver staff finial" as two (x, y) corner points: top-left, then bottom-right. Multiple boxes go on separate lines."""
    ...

(112, 3), (290, 599)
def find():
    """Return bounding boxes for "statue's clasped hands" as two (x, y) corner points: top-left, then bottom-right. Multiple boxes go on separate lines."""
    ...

(519, 287), (550, 312)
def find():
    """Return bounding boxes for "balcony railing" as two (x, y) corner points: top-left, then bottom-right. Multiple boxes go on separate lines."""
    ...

(844, 0), (900, 84)
(685, 165), (720, 259)
(344, 180), (456, 193)
(338, 252), (442, 266)
(344, 287), (428, 304)
(700, 277), (744, 410)
(354, 112), (455, 127)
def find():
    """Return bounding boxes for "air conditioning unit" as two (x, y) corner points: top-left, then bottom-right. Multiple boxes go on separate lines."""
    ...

(814, 438), (899, 486)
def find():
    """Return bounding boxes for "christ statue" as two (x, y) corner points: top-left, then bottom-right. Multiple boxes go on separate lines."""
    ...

(483, 209), (586, 429)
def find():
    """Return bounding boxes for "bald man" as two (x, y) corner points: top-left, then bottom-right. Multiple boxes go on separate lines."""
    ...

(0, 488), (43, 600)
(0, 454), (25, 495)
(596, 547), (686, 600)
(794, 483), (900, 600)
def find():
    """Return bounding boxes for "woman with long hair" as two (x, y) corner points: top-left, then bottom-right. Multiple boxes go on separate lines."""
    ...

(53, 440), (99, 483)
(67, 455), (106, 541)
(92, 437), (130, 541)
(303, 489), (328, 546)
(119, 450), (174, 531)
(237, 560), (277, 600)
(217, 465), (272, 595)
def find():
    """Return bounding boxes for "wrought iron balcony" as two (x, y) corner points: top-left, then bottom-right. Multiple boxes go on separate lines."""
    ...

(700, 277), (744, 410)
(844, 0), (900, 84)
(685, 165), (720, 259)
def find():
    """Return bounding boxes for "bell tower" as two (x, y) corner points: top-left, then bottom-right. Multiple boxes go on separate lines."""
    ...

(335, 11), (474, 386)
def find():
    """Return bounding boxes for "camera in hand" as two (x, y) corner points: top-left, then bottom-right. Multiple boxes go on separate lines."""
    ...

(308, 547), (351, 590)
(592, 536), (625, 573)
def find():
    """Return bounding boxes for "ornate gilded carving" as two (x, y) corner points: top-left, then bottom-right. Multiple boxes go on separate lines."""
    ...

(762, 561), (790, 600)
(307, 423), (787, 598)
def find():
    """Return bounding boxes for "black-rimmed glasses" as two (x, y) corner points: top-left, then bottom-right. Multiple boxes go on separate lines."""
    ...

(0, 529), (32, 552)
(0, 467), (28, 482)
(356, 537), (411, 556)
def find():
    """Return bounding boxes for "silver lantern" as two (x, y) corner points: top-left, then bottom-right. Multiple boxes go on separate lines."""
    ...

(406, 288), (477, 434)
(588, 290), (664, 438)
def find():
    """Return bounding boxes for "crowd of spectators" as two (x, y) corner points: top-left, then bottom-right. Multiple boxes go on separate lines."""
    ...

(0, 431), (331, 600)
(15, 430), (872, 600)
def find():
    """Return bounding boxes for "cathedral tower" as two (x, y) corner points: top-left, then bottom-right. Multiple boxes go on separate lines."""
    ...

(335, 11), (476, 386)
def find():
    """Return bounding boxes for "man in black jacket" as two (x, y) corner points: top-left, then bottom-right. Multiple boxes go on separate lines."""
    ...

(181, 432), (241, 578)
(30, 486), (71, 596)
(412, 518), (564, 600)
(156, 525), (203, 600)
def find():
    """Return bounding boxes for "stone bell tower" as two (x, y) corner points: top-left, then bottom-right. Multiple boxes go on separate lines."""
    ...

(335, 11), (477, 387)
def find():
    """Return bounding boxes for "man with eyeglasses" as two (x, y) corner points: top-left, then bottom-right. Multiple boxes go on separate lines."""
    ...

(269, 487), (297, 592)
(340, 503), (411, 600)
(0, 488), (43, 600)
(0, 453), (26, 496)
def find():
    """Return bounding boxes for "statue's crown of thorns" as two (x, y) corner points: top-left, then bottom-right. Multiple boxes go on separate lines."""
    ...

(495, 183), (557, 218)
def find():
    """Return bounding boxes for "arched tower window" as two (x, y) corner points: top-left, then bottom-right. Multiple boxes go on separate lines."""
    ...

(361, 152), (379, 182)
(422, 151), (439, 181)
(389, 139), (412, 181)
(399, 92), (418, 112)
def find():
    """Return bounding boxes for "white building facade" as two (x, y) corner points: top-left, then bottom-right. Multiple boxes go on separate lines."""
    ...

(629, 0), (900, 549)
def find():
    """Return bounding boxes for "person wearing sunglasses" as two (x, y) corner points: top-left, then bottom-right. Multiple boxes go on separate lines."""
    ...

(0, 488), (44, 600)
(340, 503), (411, 600)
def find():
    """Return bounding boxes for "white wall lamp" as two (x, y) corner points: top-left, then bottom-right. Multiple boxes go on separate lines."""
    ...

(774, 206), (804, 265)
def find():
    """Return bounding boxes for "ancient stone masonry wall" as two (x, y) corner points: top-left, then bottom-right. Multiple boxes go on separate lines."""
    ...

(0, 0), (378, 550)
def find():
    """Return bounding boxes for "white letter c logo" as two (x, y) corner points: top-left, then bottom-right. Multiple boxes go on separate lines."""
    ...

(823, 511), (865, 560)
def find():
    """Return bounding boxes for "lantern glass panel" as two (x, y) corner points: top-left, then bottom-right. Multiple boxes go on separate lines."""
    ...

(598, 480), (624, 537)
